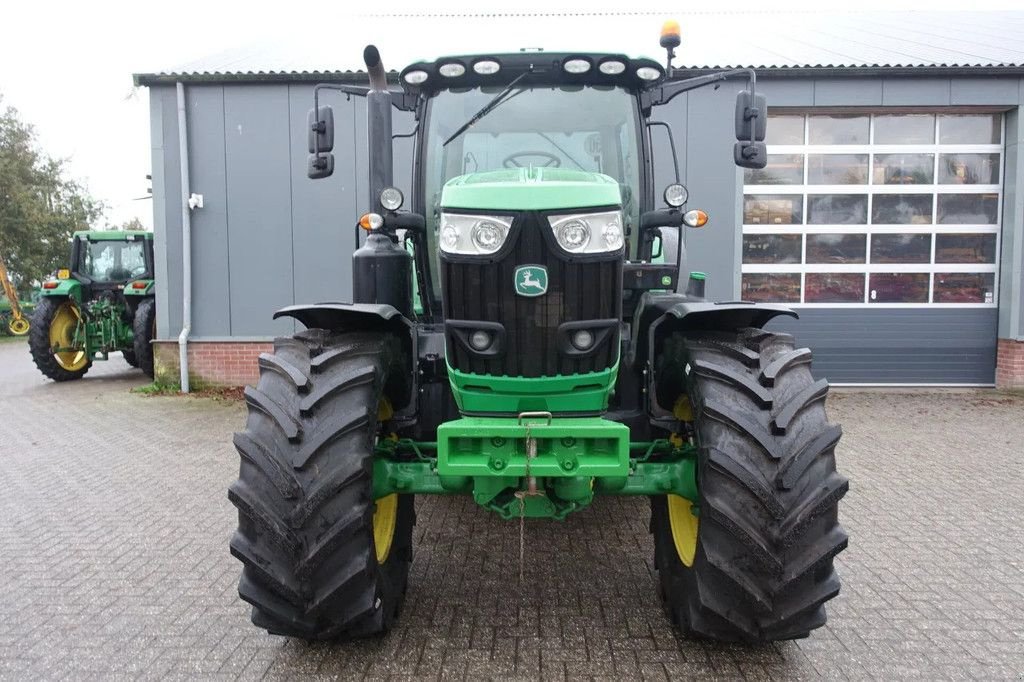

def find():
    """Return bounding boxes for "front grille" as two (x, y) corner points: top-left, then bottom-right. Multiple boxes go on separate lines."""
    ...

(442, 212), (621, 377)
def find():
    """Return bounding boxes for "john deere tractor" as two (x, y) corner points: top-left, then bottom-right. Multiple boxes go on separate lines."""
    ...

(29, 231), (157, 381)
(230, 28), (847, 643)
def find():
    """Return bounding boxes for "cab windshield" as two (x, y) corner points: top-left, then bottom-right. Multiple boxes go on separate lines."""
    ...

(421, 84), (642, 297)
(79, 240), (148, 283)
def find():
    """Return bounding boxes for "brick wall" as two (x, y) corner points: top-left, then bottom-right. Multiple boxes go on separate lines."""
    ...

(996, 338), (1024, 390)
(153, 341), (272, 388)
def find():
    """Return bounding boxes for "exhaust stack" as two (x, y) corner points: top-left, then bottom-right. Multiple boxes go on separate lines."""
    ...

(364, 45), (394, 214)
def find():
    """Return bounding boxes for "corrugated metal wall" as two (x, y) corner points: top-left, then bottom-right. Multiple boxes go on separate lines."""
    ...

(149, 74), (1024, 384)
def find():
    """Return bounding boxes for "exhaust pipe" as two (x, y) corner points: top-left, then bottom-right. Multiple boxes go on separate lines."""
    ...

(363, 45), (393, 213)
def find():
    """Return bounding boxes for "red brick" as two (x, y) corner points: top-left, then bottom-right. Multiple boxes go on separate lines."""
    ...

(996, 338), (1024, 390)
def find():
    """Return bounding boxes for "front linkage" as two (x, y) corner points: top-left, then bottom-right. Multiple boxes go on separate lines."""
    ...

(374, 425), (698, 520)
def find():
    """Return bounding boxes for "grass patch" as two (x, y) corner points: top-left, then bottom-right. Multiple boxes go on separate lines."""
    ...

(132, 381), (244, 402)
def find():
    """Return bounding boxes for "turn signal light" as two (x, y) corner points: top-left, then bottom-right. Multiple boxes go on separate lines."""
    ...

(132, 281), (148, 289)
(683, 209), (709, 227)
(43, 281), (58, 289)
(57, 268), (71, 279)
(359, 213), (384, 231)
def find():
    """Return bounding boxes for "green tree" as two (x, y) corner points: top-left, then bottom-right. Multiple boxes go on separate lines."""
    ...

(118, 217), (148, 232)
(0, 95), (103, 296)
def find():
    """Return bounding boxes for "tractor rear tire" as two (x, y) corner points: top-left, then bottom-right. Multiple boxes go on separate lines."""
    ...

(650, 328), (848, 642)
(229, 330), (414, 640)
(132, 298), (156, 378)
(28, 298), (91, 382)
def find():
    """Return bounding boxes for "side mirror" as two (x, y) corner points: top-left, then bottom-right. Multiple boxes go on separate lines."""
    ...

(307, 152), (335, 179)
(307, 106), (335, 153)
(734, 90), (766, 142)
(734, 141), (767, 169)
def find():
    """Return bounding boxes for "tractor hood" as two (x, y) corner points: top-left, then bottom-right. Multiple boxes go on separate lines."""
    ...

(440, 168), (621, 212)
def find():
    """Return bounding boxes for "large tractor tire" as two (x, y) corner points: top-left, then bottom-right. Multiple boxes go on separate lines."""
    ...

(651, 328), (848, 642)
(229, 330), (414, 640)
(132, 298), (156, 378)
(28, 298), (91, 381)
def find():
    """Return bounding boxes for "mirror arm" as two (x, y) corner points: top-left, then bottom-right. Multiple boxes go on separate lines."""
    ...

(642, 67), (757, 118)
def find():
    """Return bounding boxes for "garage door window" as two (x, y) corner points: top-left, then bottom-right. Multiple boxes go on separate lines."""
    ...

(742, 112), (1002, 306)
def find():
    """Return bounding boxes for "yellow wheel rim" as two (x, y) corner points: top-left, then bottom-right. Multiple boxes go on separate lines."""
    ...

(49, 301), (88, 371)
(667, 495), (699, 567)
(8, 317), (30, 335)
(372, 493), (398, 564)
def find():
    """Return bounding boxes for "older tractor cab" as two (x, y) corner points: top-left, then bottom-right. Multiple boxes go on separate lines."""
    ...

(229, 24), (846, 643)
(29, 231), (157, 380)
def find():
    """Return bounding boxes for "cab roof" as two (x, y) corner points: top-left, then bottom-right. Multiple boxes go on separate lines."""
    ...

(399, 52), (665, 95)
(74, 230), (153, 241)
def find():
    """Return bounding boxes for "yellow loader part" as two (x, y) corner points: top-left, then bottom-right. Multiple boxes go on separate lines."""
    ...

(0, 256), (30, 335)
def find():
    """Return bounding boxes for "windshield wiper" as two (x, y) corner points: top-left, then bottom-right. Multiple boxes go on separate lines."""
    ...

(442, 69), (532, 147)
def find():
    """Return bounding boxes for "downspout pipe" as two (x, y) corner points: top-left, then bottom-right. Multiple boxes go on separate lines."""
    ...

(176, 81), (192, 393)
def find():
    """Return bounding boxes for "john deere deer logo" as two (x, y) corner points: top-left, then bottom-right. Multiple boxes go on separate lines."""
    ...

(514, 265), (548, 297)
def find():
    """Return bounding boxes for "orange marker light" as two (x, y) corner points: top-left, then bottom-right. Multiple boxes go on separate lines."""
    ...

(57, 268), (71, 279)
(660, 20), (681, 49)
(683, 209), (709, 228)
(43, 281), (58, 289)
(359, 212), (384, 231)
(132, 281), (148, 289)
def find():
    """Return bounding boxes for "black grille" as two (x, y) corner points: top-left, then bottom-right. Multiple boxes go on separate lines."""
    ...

(442, 212), (621, 377)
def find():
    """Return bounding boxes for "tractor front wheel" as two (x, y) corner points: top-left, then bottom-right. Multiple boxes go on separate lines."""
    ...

(229, 330), (414, 640)
(132, 298), (156, 378)
(651, 328), (848, 642)
(28, 298), (91, 381)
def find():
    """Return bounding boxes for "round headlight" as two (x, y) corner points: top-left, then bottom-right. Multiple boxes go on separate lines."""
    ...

(663, 183), (688, 208)
(635, 66), (661, 81)
(438, 62), (465, 78)
(602, 220), (623, 249)
(441, 225), (460, 249)
(470, 330), (492, 351)
(599, 60), (626, 75)
(471, 221), (506, 253)
(571, 329), (594, 351)
(563, 58), (591, 74)
(556, 219), (591, 252)
(380, 187), (404, 211)
(403, 70), (428, 85)
(473, 60), (500, 75)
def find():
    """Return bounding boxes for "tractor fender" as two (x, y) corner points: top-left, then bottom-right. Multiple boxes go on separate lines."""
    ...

(273, 302), (417, 410)
(635, 294), (797, 425)
(38, 278), (82, 302)
(631, 292), (797, 370)
(273, 302), (413, 335)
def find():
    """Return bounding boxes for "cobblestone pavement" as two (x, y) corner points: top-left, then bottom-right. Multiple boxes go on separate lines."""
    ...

(1, 337), (1023, 680)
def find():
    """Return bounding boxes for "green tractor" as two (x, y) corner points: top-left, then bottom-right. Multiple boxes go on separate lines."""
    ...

(229, 31), (847, 643)
(29, 230), (157, 381)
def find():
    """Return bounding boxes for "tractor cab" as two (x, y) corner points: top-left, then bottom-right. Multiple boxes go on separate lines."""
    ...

(68, 231), (154, 293)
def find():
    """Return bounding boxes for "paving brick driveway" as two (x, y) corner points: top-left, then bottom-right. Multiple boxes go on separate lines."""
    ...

(1, 337), (1023, 680)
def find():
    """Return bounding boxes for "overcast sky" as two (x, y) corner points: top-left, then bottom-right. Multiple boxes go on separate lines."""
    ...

(1, 0), (1020, 230)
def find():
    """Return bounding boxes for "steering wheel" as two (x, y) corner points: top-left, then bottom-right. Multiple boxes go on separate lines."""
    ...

(503, 151), (562, 168)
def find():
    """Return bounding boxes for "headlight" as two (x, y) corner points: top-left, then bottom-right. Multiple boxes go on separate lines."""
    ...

(438, 213), (513, 255)
(548, 211), (624, 254)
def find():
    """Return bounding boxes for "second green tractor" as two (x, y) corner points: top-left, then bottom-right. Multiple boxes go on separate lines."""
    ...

(29, 231), (157, 381)
(229, 28), (848, 644)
